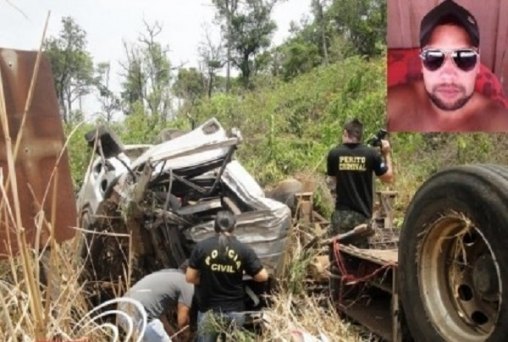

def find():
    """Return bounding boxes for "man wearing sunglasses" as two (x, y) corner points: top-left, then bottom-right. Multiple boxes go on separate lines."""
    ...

(388, 0), (508, 132)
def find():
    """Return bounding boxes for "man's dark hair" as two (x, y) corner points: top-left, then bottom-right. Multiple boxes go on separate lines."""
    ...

(344, 118), (363, 142)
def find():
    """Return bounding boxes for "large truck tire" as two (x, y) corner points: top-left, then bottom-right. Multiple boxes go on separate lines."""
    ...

(399, 164), (508, 341)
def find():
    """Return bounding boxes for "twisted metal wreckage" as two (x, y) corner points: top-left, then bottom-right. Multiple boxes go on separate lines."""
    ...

(76, 118), (292, 300)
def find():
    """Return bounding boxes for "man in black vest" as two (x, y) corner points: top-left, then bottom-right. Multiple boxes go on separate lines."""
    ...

(326, 118), (393, 248)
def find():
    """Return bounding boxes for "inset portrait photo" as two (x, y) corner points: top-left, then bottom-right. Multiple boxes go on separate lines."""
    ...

(387, 0), (508, 132)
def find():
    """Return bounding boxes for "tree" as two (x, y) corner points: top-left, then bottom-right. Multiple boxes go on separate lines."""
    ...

(279, 38), (321, 80)
(120, 41), (145, 113)
(212, 0), (239, 92)
(212, 0), (278, 88)
(173, 68), (205, 105)
(230, 0), (277, 87)
(327, 0), (386, 57)
(94, 62), (121, 122)
(198, 25), (225, 98)
(44, 17), (94, 123)
(120, 21), (173, 122)
(269, 0), (384, 78)
(311, 0), (330, 65)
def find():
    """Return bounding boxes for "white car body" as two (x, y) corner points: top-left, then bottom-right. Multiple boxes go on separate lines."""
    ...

(77, 118), (291, 273)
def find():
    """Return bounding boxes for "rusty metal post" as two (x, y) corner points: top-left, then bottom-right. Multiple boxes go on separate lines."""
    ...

(392, 265), (401, 341)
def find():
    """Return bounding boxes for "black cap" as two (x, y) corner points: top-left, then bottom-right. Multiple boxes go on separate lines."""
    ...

(420, 0), (479, 47)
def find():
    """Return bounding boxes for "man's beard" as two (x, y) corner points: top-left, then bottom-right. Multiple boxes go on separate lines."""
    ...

(426, 84), (473, 111)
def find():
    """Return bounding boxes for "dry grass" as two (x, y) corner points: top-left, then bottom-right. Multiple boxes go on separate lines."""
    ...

(0, 21), (120, 339)
(0, 251), (102, 341)
(251, 220), (365, 342)
(0, 177), (365, 342)
(259, 291), (362, 342)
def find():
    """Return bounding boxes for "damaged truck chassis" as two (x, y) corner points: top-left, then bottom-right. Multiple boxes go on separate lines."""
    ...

(326, 164), (507, 342)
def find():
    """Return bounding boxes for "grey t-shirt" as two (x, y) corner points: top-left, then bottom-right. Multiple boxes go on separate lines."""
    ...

(123, 269), (194, 320)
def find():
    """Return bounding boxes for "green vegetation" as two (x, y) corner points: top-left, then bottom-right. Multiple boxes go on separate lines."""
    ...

(188, 56), (385, 185)
(45, 16), (94, 124)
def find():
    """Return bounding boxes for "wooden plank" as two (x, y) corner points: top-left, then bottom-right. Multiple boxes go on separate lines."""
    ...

(339, 245), (399, 265)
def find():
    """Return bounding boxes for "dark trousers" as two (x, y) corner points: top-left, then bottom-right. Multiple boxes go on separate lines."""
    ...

(329, 209), (369, 303)
(330, 209), (369, 248)
(196, 310), (246, 342)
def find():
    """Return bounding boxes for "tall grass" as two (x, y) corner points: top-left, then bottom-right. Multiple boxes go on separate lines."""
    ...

(0, 17), (113, 339)
(254, 215), (363, 341)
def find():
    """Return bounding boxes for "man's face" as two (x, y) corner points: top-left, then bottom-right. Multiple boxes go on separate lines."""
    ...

(421, 24), (479, 111)
(342, 129), (349, 143)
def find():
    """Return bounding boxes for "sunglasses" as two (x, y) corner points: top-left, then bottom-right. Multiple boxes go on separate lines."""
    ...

(420, 48), (479, 72)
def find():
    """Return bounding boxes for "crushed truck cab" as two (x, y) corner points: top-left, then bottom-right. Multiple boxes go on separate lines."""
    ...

(76, 118), (291, 303)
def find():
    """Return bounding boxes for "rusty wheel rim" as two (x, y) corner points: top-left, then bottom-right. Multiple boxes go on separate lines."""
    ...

(418, 215), (501, 341)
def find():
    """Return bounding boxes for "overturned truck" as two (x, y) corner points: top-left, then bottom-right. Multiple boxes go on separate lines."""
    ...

(76, 118), (291, 303)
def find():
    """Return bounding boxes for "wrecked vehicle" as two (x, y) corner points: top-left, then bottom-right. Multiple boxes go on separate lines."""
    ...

(76, 118), (291, 302)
